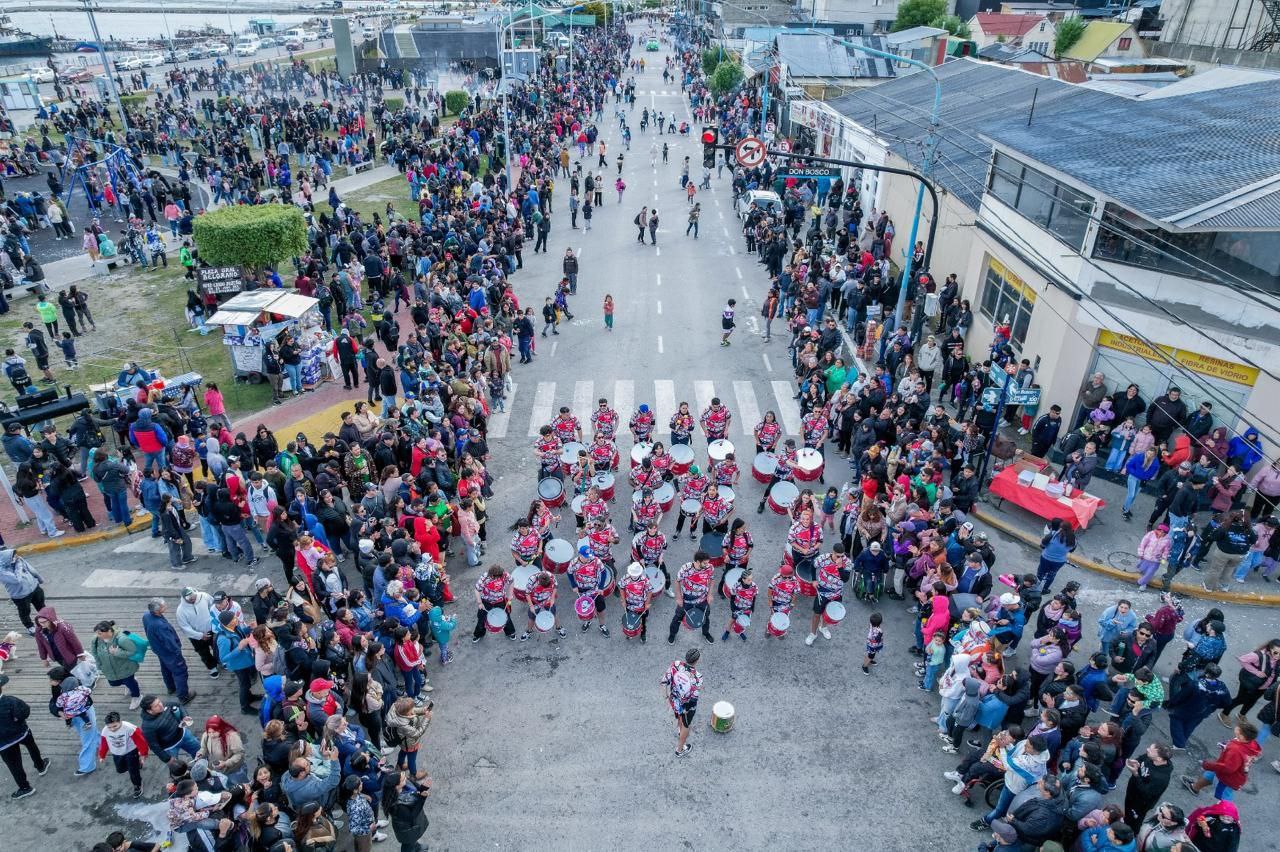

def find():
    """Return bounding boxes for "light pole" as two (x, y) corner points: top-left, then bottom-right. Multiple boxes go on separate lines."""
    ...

(80, 0), (129, 133)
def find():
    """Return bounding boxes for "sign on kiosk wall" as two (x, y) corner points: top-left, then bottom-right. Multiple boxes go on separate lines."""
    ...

(197, 265), (244, 296)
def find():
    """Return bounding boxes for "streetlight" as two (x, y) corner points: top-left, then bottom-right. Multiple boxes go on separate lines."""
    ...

(79, 0), (129, 133)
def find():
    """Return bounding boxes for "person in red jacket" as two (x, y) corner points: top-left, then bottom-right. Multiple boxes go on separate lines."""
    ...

(1181, 720), (1262, 800)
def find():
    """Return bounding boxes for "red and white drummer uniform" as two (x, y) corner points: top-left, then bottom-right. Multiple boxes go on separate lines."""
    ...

(535, 433), (563, 476)
(586, 520), (619, 566)
(551, 412), (582, 443)
(526, 573), (557, 613)
(630, 464), (664, 492)
(669, 560), (715, 644)
(801, 411), (829, 450)
(754, 418), (782, 452)
(680, 471), (709, 501)
(788, 518), (824, 562)
(768, 568), (801, 613)
(591, 404), (619, 441)
(576, 491), (609, 529)
(699, 403), (732, 441)
(588, 435), (618, 470)
(631, 494), (663, 531)
(700, 493), (732, 535)
(633, 528), (669, 568)
(622, 574), (653, 614)
(650, 448), (674, 479)
(531, 503), (557, 540)
(511, 529), (542, 566)
(630, 408), (656, 442)
(813, 552), (851, 611)
(669, 412), (695, 444)
(775, 445), (798, 480)
(473, 570), (515, 639)
(712, 457), (740, 487)
(570, 554), (608, 618)
(729, 578), (759, 620)
(725, 529), (754, 568)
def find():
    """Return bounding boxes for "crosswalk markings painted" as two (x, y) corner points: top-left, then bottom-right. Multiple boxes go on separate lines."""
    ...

(84, 567), (257, 595)
(527, 381), (556, 436)
(572, 380), (594, 431)
(772, 381), (803, 436)
(489, 382), (517, 439)
(655, 380), (677, 430)
(693, 380), (716, 420)
(732, 380), (761, 439)
(614, 380), (635, 422)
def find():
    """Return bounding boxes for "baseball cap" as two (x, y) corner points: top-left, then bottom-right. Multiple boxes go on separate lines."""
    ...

(1178, 461), (1192, 471)
(212, 591), (228, 603)
(869, 541), (881, 551)
(181, 586), (196, 598)
(999, 593), (1021, 607)
(309, 678), (334, 692)
(962, 521), (974, 531)
(359, 539), (374, 554)
(991, 822), (1018, 843)
(780, 563), (794, 575)
(578, 545), (592, 557)
(254, 578), (272, 591)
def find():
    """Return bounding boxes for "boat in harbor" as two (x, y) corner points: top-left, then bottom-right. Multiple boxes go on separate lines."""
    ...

(0, 13), (53, 58)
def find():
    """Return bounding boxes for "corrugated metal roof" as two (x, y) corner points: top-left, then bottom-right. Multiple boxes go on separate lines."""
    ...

(1189, 191), (1280, 230)
(825, 59), (1083, 211)
(775, 33), (895, 81)
(1139, 65), (1280, 100)
(982, 77), (1280, 223)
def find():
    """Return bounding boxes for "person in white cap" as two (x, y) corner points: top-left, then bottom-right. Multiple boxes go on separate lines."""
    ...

(620, 562), (654, 642)
(852, 540), (889, 603)
(990, 593), (1025, 652)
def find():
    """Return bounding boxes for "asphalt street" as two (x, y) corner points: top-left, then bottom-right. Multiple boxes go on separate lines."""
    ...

(2, 33), (1280, 851)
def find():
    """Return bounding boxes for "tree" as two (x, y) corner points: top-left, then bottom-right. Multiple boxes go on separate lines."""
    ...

(702, 46), (721, 75)
(1054, 17), (1087, 56)
(579, 2), (612, 23)
(892, 0), (947, 32)
(444, 89), (470, 116)
(709, 60), (744, 96)
(192, 205), (307, 270)
(929, 14), (971, 38)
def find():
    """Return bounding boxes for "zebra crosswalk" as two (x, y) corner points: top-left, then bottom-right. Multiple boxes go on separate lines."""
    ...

(488, 377), (803, 441)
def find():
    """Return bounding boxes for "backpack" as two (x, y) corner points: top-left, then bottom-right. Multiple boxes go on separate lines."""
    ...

(121, 630), (150, 663)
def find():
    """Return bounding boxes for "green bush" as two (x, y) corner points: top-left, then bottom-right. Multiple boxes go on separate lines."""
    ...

(709, 60), (743, 96)
(383, 96), (405, 112)
(193, 204), (308, 269)
(119, 92), (149, 110)
(444, 89), (469, 116)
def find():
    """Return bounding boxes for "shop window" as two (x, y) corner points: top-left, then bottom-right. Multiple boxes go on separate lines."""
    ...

(979, 257), (1036, 349)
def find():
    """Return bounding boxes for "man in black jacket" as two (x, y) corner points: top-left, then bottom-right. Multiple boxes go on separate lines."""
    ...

(138, 695), (198, 762)
(1002, 775), (1066, 848)
(1029, 405), (1063, 458)
(1147, 461), (1192, 528)
(0, 674), (47, 798)
(562, 248), (579, 294)
(1146, 387), (1188, 445)
(377, 359), (398, 417)
(952, 464), (980, 513)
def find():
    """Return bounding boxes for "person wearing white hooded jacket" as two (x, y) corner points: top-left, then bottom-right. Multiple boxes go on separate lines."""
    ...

(0, 548), (44, 634)
(937, 652), (974, 736)
(175, 587), (220, 678)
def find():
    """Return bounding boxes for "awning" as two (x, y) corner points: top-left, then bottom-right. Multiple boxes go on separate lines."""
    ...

(206, 290), (319, 325)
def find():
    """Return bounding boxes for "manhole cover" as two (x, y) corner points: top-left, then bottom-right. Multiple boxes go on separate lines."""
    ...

(1107, 550), (1139, 572)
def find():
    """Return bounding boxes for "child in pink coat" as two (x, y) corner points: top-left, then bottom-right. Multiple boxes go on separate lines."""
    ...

(1135, 525), (1172, 590)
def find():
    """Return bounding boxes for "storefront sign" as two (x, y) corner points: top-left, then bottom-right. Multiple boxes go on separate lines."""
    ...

(780, 166), (838, 179)
(1097, 330), (1259, 387)
(197, 265), (245, 296)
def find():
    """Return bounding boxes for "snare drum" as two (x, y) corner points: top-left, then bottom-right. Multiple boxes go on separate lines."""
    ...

(622, 610), (644, 638)
(575, 594), (597, 621)
(720, 485), (735, 506)
(535, 610), (555, 633)
(655, 482), (676, 513)
(721, 567), (743, 598)
(571, 494), (588, 517)
(537, 477), (565, 508)
(766, 481), (800, 515)
(669, 444), (695, 475)
(644, 565), (664, 595)
(682, 604), (706, 631)
(794, 448), (824, 482)
(701, 533), (726, 567)
(560, 441), (586, 474)
(592, 472), (616, 501)
(766, 611), (790, 637)
(511, 565), (538, 603)
(542, 538), (573, 574)
(708, 438), (735, 465)
(680, 498), (701, 517)
(822, 600), (846, 626)
(732, 612), (750, 634)
(752, 452), (778, 483)
(598, 565), (617, 596)
(796, 558), (818, 597)
(630, 442), (654, 469)
(485, 607), (508, 633)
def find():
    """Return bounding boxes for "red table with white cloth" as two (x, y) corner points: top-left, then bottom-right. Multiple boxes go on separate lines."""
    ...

(987, 468), (1106, 530)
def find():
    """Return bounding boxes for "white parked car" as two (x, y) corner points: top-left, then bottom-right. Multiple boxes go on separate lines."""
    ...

(115, 55), (144, 71)
(207, 43), (230, 57)
(139, 52), (165, 67)
(735, 189), (782, 220)
(233, 40), (260, 56)
(26, 66), (55, 83)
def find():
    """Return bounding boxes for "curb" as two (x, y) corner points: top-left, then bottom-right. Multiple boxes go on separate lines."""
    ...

(15, 515), (154, 556)
(971, 506), (1280, 608)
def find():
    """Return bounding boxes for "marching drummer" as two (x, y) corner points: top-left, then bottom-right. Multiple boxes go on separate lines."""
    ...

(699, 483), (733, 537)
(569, 449), (597, 495)
(575, 485), (609, 532)
(584, 516), (620, 570)
(649, 441), (674, 480)
(630, 456), (664, 492)
(667, 549), (716, 645)
(719, 518), (754, 598)
(755, 438), (798, 514)
(674, 463), (710, 539)
(631, 488), (663, 532)
(521, 569), (567, 641)
(510, 518), (543, 567)
(661, 647), (702, 758)
(787, 506), (824, 577)
(550, 406), (583, 443)
(526, 499), (559, 541)
(805, 543), (851, 646)
(801, 410), (829, 483)
(767, 562), (800, 619)
(534, 425), (564, 480)
(633, 519), (672, 597)
(621, 562), (654, 642)
(721, 566), (758, 643)
(472, 564), (516, 642)
(570, 545), (610, 636)
(590, 397), (619, 440)
(669, 402), (695, 446)
(699, 397), (732, 442)
(754, 411), (782, 454)
(629, 404), (656, 443)
(711, 451), (740, 487)
(588, 432), (619, 471)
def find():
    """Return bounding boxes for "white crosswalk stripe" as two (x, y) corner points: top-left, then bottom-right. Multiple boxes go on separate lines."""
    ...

(771, 381), (803, 437)
(614, 380), (635, 423)
(655, 379), (677, 431)
(732, 380), (760, 438)
(693, 380), (715, 421)
(572, 380), (594, 433)
(527, 381), (556, 436)
(488, 382), (516, 439)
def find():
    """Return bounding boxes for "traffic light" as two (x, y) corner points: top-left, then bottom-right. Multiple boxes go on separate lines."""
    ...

(701, 126), (718, 169)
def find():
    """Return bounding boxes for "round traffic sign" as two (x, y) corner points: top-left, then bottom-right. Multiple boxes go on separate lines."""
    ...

(765, 120), (776, 133)
(775, 139), (792, 153)
(734, 136), (765, 168)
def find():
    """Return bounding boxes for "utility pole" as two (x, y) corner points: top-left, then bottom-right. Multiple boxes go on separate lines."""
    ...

(81, 0), (130, 133)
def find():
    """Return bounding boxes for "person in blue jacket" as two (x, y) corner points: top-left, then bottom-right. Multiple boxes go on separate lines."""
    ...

(1227, 426), (1264, 474)
(214, 608), (259, 715)
(1122, 447), (1162, 520)
(142, 598), (194, 704)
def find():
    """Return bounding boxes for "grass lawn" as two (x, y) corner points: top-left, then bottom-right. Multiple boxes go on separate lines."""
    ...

(0, 264), (272, 420)
(341, 174), (413, 224)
